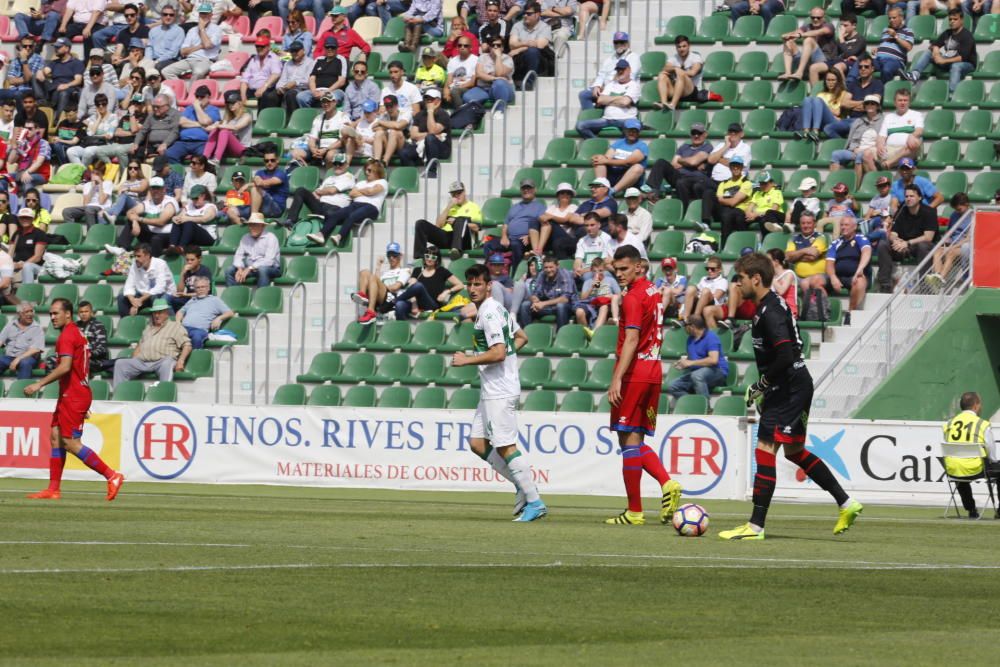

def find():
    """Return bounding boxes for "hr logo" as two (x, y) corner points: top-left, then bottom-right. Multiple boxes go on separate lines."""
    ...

(134, 406), (198, 479)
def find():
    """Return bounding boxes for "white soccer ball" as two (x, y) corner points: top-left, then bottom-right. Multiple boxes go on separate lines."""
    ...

(672, 503), (710, 537)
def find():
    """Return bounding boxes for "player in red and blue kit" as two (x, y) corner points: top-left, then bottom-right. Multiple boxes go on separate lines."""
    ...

(607, 245), (682, 525)
(25, 298), (124, 501)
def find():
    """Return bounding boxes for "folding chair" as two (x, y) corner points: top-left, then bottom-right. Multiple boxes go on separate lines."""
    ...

(938, 442), (997, 519)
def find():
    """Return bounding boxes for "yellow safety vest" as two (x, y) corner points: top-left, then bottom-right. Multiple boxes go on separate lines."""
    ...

(942, 410), (991, 477)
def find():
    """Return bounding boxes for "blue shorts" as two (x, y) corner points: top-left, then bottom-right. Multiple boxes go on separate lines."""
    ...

(259, 192), (285, 218)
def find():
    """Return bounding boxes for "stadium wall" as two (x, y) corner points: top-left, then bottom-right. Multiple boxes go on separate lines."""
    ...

(0, 402), (973, 506)
(854, 288), (1000, 422)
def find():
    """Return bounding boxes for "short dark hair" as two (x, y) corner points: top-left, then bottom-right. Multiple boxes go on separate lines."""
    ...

(674, 35), (690, 46)
(857, 53), (873, 66)
(948, 7), (963, 18)
(524, 1), (542, 13)
(94, 93), (109, 106)
(583, 211), (601, 222)
(950, 192), (970, 208)
(904, 183), (922, 197)
(21, 92), (36, 102)
(124, 3), (138, 12)
(841, 13), (857, 24)
(387, 60), (405, 70)
(184, 244), (203, 257)
(609, 213), (628, 229)
(734, 252), (774, 288)
(613, 244), (641, 262)
(542, 254), (559, 265)
(135, 243), (153, 255)
(766, 247), (788, 269)
(685, 315), (705, 330)
(960, 391), (981, 410)
(78, 300), (93, 310)
(465, 263), (490, 282)
(51, 298), (74, 317)
(895, 87), (910, 98)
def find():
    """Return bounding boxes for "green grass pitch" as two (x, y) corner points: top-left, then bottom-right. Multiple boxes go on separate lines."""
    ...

(2, 479), (999, 666)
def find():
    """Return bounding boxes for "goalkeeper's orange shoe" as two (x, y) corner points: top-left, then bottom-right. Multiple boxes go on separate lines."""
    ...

(106, 472), (125, 501)
(27, 489), (61, 500)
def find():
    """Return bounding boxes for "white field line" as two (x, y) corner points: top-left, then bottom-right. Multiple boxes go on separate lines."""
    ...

(0, 540), (250, 548)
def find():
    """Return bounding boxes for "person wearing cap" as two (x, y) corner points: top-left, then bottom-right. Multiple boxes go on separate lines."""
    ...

(49, 106), (84, 166)
(306, 160), (388, 247)
(63, 162), (113, 228)
(606, 213), (647, 261)
(782, 177), (821, 234)
(247, 147), (290, 221)
(344, 60), (381, 121)
(642, 122), (713, 207)
(539, 0), (577, 56)
(167, 183), (217, 253)
(13, 0), (66, 46)
(508, 2), (552, 86)
(222, 170), (252, 226)
(825, 214), (872, 316)
(415, 181), (482, 259)
(415, 46), (448, 90)
(474, 2), (511, 50)
(889, 157), (943, 212)
(785, 210), (830, 295)
(240, 33), (284, 106)
(711, 156), (753, 245)
(292, 92), (350, 167)
(9, 206), (48, 286)
(381, 61), (424, 116)
(13, 94), (48, 140)
(400, 88), (451, 177)
(301, 36), (349, 109)
(707, 121), (751, 187)
(140, 70), (177, 112)
(567, 177), (617, 237)
(655, 257), (687, 320)
(575, 57), (639, 139)
(830, 93), (883, 190)
(101, 158), (148, 224)
(877, 183), (936, 291)
(313, 6), (372, 61)
(113, 293), (192, 388)
(93, 3), (148, 59)
(444, 34), (480, 107)
(268, 40), (315, 113)
(483, 178), (546, 271)
(592, 118), (647, 195)
(464, 34), (516, 105)
(176, 274), (234, 349)
(399, 0), (446, 53)
(282, 9), (314, 58)
(280, 152), (355, 228)
(778, 6), (836, 82)
(579, 31), (639, 110)
(818, 182), (860, 233)
(1, 38), (46, 105)
(169, 245), (213, 311)
(578, 0), (611, 37)
(622, 187), (652, 243)
(392, 244), (464, 320)
(163, 85), (220, 165)
(147, 4), (185, 69)
(0, 301), (44, 380)
(352, 243), (413, 325)
(203, 93), (253, 163)
(654, 35), (704, 112)
(160, 3), (222, 82)
(118, 42), (156, 90)
(119, 175), (179, 257)
(5, 121), (52, 189)
(536, 181), (578, 257)
(573, 211), (614, 278)
(76, 63), (117, 121)
(799, 13), (865, 88)
(373, 94), (412, 164)
(32, 36), (85, 122)
(744, 171), (785, 235)
(480, 251), (522, 313)
(117, 242), (177, 317)
(226, 213), (283, 287)
(81, 97), (145, 166)
(130, 94), (180, 160)
(680, 255), (727, 323)
(343, 99), (382, 161)
(180, 156), (217, 209)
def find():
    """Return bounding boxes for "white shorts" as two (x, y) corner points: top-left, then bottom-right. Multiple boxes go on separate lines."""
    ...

(471, 396), (519, 445)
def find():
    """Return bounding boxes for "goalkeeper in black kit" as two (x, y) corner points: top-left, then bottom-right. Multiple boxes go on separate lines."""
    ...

(719, 252), (863, 540)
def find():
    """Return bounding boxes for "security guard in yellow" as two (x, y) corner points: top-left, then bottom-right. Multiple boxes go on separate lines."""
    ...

(942, 392), (997, 519)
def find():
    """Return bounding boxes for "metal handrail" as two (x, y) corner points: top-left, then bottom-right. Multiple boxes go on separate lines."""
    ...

(354, 216), (376, 271)
(455, 126), (475, 199)
(249, 312), (270, 405)
(421, 158), (442, 223)
(285, 281), (307, 385)
(520, 70), (538, 167)
(553, 42), (570, 132)
(213, 345), (234, 404)
(582, 15), (597, 88)
(486, 104), (508, 192)
(387, 188), (409, 254)
(320, 248), (340, 351)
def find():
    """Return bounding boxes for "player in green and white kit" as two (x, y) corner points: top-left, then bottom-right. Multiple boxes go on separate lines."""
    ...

(452, 263), (548, 522)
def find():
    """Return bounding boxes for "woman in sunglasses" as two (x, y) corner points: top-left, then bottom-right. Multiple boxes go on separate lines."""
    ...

(117, 67), (147, 112)
(181, 156), (218, 208)
(203, 93), (253, 162)
(66, 94), (118, 165)
(391, 244), (465, 320)
(306, 160), (388, 247)
(103, 161), (150, 225)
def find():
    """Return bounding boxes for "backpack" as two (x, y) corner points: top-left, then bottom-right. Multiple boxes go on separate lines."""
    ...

(777, 106), (803, 132)
(287, 219), (321, 247)
(449, 101), (486, 130)
(801, 287), (830, 322)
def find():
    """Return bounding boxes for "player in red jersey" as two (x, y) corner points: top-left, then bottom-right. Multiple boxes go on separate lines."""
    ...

(24, 298), (124, 501)
(606, 245), (682, 525)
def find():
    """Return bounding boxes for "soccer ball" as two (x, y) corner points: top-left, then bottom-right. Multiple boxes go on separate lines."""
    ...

(672, 503), (710, 537)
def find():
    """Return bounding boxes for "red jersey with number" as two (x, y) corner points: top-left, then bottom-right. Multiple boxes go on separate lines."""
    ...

(56, 322), (92, 404)
(616, 277), (664, 385)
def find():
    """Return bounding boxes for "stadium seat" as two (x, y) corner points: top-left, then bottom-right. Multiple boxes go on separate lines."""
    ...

(501, 167), (544, 197)
(387, 166), (419, 195)
(112, 380), (145, 402)
(252, 107), (287, 137)
(366, 320), (412, 352)
(649, 230), (685, 259)
(519, 357), (552, 389)
(727, 15), (764, 44)
(413, 387), (447, 409)
(719, 231), (759, 260)
(145, 381), (177, 402)
(402, 355), (447, 385)
(440, 321), (475, 352)
(712, 395), (747, 416)
(744, 109), (776, 138)
(47, 222), (83, 251)
(288, 166), (320, 192)
(651, 199), (683, 230)
(944, 80), (985, 109)
(247, 16), (284, 42)
(75, 224), (117, 252)
(535, 137), (578, 167)
(522, 390), (558, 412)
(596, 395), (611, 412)
(761, 232), (790, 253)
(660, 327), (688, 359)
(546, 358), (588, 389)
(655, 16), (697, 44)
(950, 109), (992, 140)
(911, 79), (949, 110)
(439, 363), (479, 387)
(330, 352), (377, 383)
(520, 322), (554, 355)
(448, 387), (480, 409)
(540, 167), (581, 197)
(273, 383), (307, 405)
(638, 51), (666, 80)
(673, 394), (709, 415)
(7, 379), (36, 399)
(481, 198), (512, 227)
(969, 172), (1000, 202)
(582, 325), (617, 357)
(107, 316), (146, 346)
(220, 285), (253, 315)
(935, 172), (969, 201)
(402, 320), (447, 352)
(973, 14), (1000, 42)
(732, 81), (773, 110)
(570, 138), (610, 167)
(549, 324), (587, 356)
(955, 140), (996, 169)
(703, 51), (737, 80)
(343, 385), (377, 408)
(308, 385), (342, 406)
(690, 13), (730, 44)
(210, 50), (250, 79)
(812, 138), (846, 168)
(730, 51), (766, 80)
(974, 50), (1000, 79)
(707, 109), (742, 139)
(332, 321), (377, 351)
(559, 392), (594, 412)
(278, 108), (321, 137)
(981, 82), (1000, 110)
(297, 352), (343, 382)
(373, 16), (405, 44)
(90, 379), (111, 401)
(369, 353), (411, 384)
(770, 80), (807, 109)
(783, 169), (822, 199)
(760, 14), (797, 43)
(667, 109), (708, 137)
(378, 386), (412, 408)
(174, 349), (213, 380)
(701, 81), (739, 110)
(275, 256), (318, 284)
(769, 140), (814, 168)
(353, 16), (383, 42)
(47, 284), (79, 309)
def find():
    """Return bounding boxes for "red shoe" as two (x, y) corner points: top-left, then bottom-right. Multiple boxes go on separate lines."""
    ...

(27, 489), (61, 500)
(358, 309), (377, 325)
(351, 291), (369, 306)
(106, 472), (125, 501)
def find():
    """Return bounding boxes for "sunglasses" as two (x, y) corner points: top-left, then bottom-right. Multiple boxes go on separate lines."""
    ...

(265, 158), (279, 163)
(491, 43), (503, 48)
(523, 10), (537, 15)
(162, 11), (175, 15)
(0, 198), (8, 203)
(423, 253), (438, 260)
(20, 44), (33, 49)
(124, 11), (136, 17)
(129, 165), (140, 169)
(707, 266), (722, 271)
(25, 198), (39, 203)
(458, 43), (471, 47)
(354, 69), (367, 74)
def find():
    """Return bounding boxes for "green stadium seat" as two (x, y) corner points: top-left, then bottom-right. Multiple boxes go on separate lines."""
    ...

(749, 138), (780, 168)
(366, 320), (412, 351)
(911, 79), (949, 109)
(77, 284), (112, 315)
(387, 166), (419, 195)
(582, 325), (618, 357)
(783, 169), (822, 199)
(581, 358), (615, 390)
(145, 381), (177, 402)
(690, 13), (730, 44)
(75, 224), (117, 251)
(655, 16), (697, 45)
(522, 390), (558, 412)
(214, 224), (248, 253)
(329, 352), (377, 383)
(729, 330), (756, 360)
(559, 392), (594, 412)
(944, 80), (985, 109)
(642, 110), (675, 137)
(969, 172), (1000, 202)
(519, 357), (552, 389)
(727, 15), (764, 44)
(660, 327), (687, 359)
(439, 363), (479, 387)
(48, 284), (79, 309)
(812, 138), (846, 168)
(343, 385), (377, 407)
(973, 51), (1000, 79)
(649, 230), (685, 260)
(789, 0), (823, 16)
(821, 171), (855, 200)
(712, 395), (747, 416)
(534, 137), (577, 167)
(770, 140), (814, 169)
(481, 197), (512, 228)
(107, 315), (146, 346)
(520, 322), (554, 355)
(47, 222), (83, 251)
(402, 320), (447, 352)
(658, 392), (672, 415)
(596, 395), (611, 413)
(112, 380), (145, 401)
(369, 352), (411, 384)
(719, 231), (759, 260)
(288, 165), (320, 193)
(378, 386), (412, 408)
(673, 394), (709, 415)
(244, 285), (282, 315)
(546, 357), (588, 390)
(703, 51), (736, 80)
(639, 51), (666, 80)
(172, 348), (213, 380)
(908, 14), (937, 41)
(220, 285), (253, 315)
(951, 109), (992, 140)
(707, 109), (741, 139)
(41, 383), (60, 399)
(5, 379), (34, 399)
(651, 199), (683, 230)
(273, 383), (307, 405)
(760, 14), (797, 43)
(770, 80), (807, 109)
(647, 138), (678, 165)
(732, 81), (773, 110)
(413, 386), (447, 409)
(743, 109), (776, 138)
(274, 256), (318, 284)
(570, 138), (610, 167)
(761, 232), (790, 253)
(730, 51), (767, 80)
(935, 172), (968, 201)
(550, 324), (588, 356)
(921, 109), (955, 139)
(440, 321), (475, 352)
(448, 387), (480, 409)
(307, 384), (341, 406)
(865, 14), (888, 43)
(331, 321), (376, 351)
(373, 16), (404, 44)
(540, 167), (582, 197)
(883, 80), (911, 104)
(252, 107), (286, 136)
(955, 139), (996, 169)
(402, 354), (447, 385)
(501, 167), (544, 197)
(203, 315), (248, 346)
(89, 379), (111, 401)
(973, 14), (1000, 42)
(278, 107), (321, 137)
(701, 81), (738, 110)
(736, 365), (760, 393)
(981, 81), (1000, 109)
(667, 109), (708, 137)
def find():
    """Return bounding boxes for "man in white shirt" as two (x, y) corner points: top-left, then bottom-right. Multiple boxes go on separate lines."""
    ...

(117, 243), (176, 316)
(607, 213), (647, 260)
(655, 35), (704, 111)
(575, 59), (640, 139)
(623, 188), (652, 243)
(444, 38), (479, 107)
(703, 121), (753, 226)
(380, 60), (422, 116)
(351, 241), (413, 325)
(279, 152), (356, 228)
(161, 4), (222, 82)
(579, 31), (640, 110)
(225, 213), (283, 288)
(876, 87), (923, 169)
(681, 255), (728, 321)
(574, 213), (613, 278)
(297, 92), (350, 167)
(117, 176), (179, 258)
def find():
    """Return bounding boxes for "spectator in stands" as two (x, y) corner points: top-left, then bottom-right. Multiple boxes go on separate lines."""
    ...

(574, 257), (620, 329)
(112, 298), (192, 388)
(169, 245), (213, 311)
(233, 0), (277, 24)
(579, 31), (640, 110)
(393, 244), (464, 320)
(18, 189), (51, 232)
(667, 315), (729, 400)
(728, 0), (785, 28)
(344, 60), (381, 121)
(381, 61), (423, 116)
(165, 86), (220, 165)
(705, 263), (758, 330)
(118, 243), (176, 316)
(147, 5), (185, 71)
(293, 92), (350, 167)
(373, 95), (411, 164)
(779, 6), (836, 81)
(118, 48), (154, 101)
(130, 94), (179, 161)
(622, 188), (652, 244)
(203, 91), (254, 164)
(841, 0), (885, 17)
(680, 256), (727, 322)
(654, 35), (704, 112)
(14, 94), (49, 140)
(50, 107), (84, 166)
(280, 153), (354, 228)
(344, 102), (381, 162)
(416, 47), (448, 92)
(226, 213), (282, 287)
(712, 156), (752, 245)
(181, 156), (217, 207)
(785, 211), (829, 295)
(223, 170), (252, 226)
(537, 182), (579, 258)
(283, 10), (314, 56)
(302, 37), (349, 108)
(103, 160), (148, 223)
(13, 1), (66, 46)
(416, 180), (481, 259)
(940, 391), (998, 519)
(401, 89), (451, 177)
(241, 34), (283, 107)
(476, 2), (511, 48)
(606, 213), (647, 260)
(63, 162), (113, 228)
(926, 192), (972, 291)
(577, 0), (610, 36)
(400, 0), (445, 53)
(829, 94), (883, 190)
(827, 54), (883, 139)
(568, 177), (618, 236)
(250, 149), (290, 221)
(518, 254), (575, 329)
(176, 276), (233, 349)
(153, 154), (185, 203)
(540, 0), (576, 56)
(574, 213), (613, 279)
(0, 247), (17, 308)
(876, 88), (922, 170)
(906, 9), (977, 95)
(702, 122), (752, 229)
(466, 37), (516, 106)
(306, 160), (387, 247)
(353, 242), (413, 325)
(269, 41), (315, 114)
(73, 300), (109, 374)
(781, 177), (820, 234)
(768, 248), (798, 317)
(6, 122), (51, 189)
(57, 0), (108, 57)
(798, 68), (851, 143)
(32, 37), (84, 122)
(825, 214), (871, 319)
(161, 4), (222, 82)
(0, 301), (44, 380)
(890, 157), (944, 211)
(347, 0), (406, 29)
(860, 175), (891, 249)
(575, 59), (639, 139)
(877, 184), (937, 292)
(806, 13), (865, 86)
(819, 182), (861, 232)
(592, 119), (647, 196)
(642, 122), (712, 208)
(94, 4), (146, 54)
(167, 184), (216, 253)
(483, 178), (546, 271)
(118, 177), (179, 256)
(315, 7), (372, 62)
(508, 3), (552, 88)
(655, 257), (686, 320)
(0, 194), (15, 249)
(869, 6), (913, 82)
(76, 66), (117, 122)
(744, 170), (785, 235)
(9, 208), (47, 285)
(141, 71), (176, 111)
(445, 36), (480, 107)
(1, 39), (46, 105)
(442, 17), (478, 61)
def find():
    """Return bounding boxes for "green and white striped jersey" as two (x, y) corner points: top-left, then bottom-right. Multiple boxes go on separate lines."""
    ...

(472, 297), (521, 400)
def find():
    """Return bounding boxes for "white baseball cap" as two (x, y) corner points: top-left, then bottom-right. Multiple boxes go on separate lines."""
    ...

(798, 177), (818, 191)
